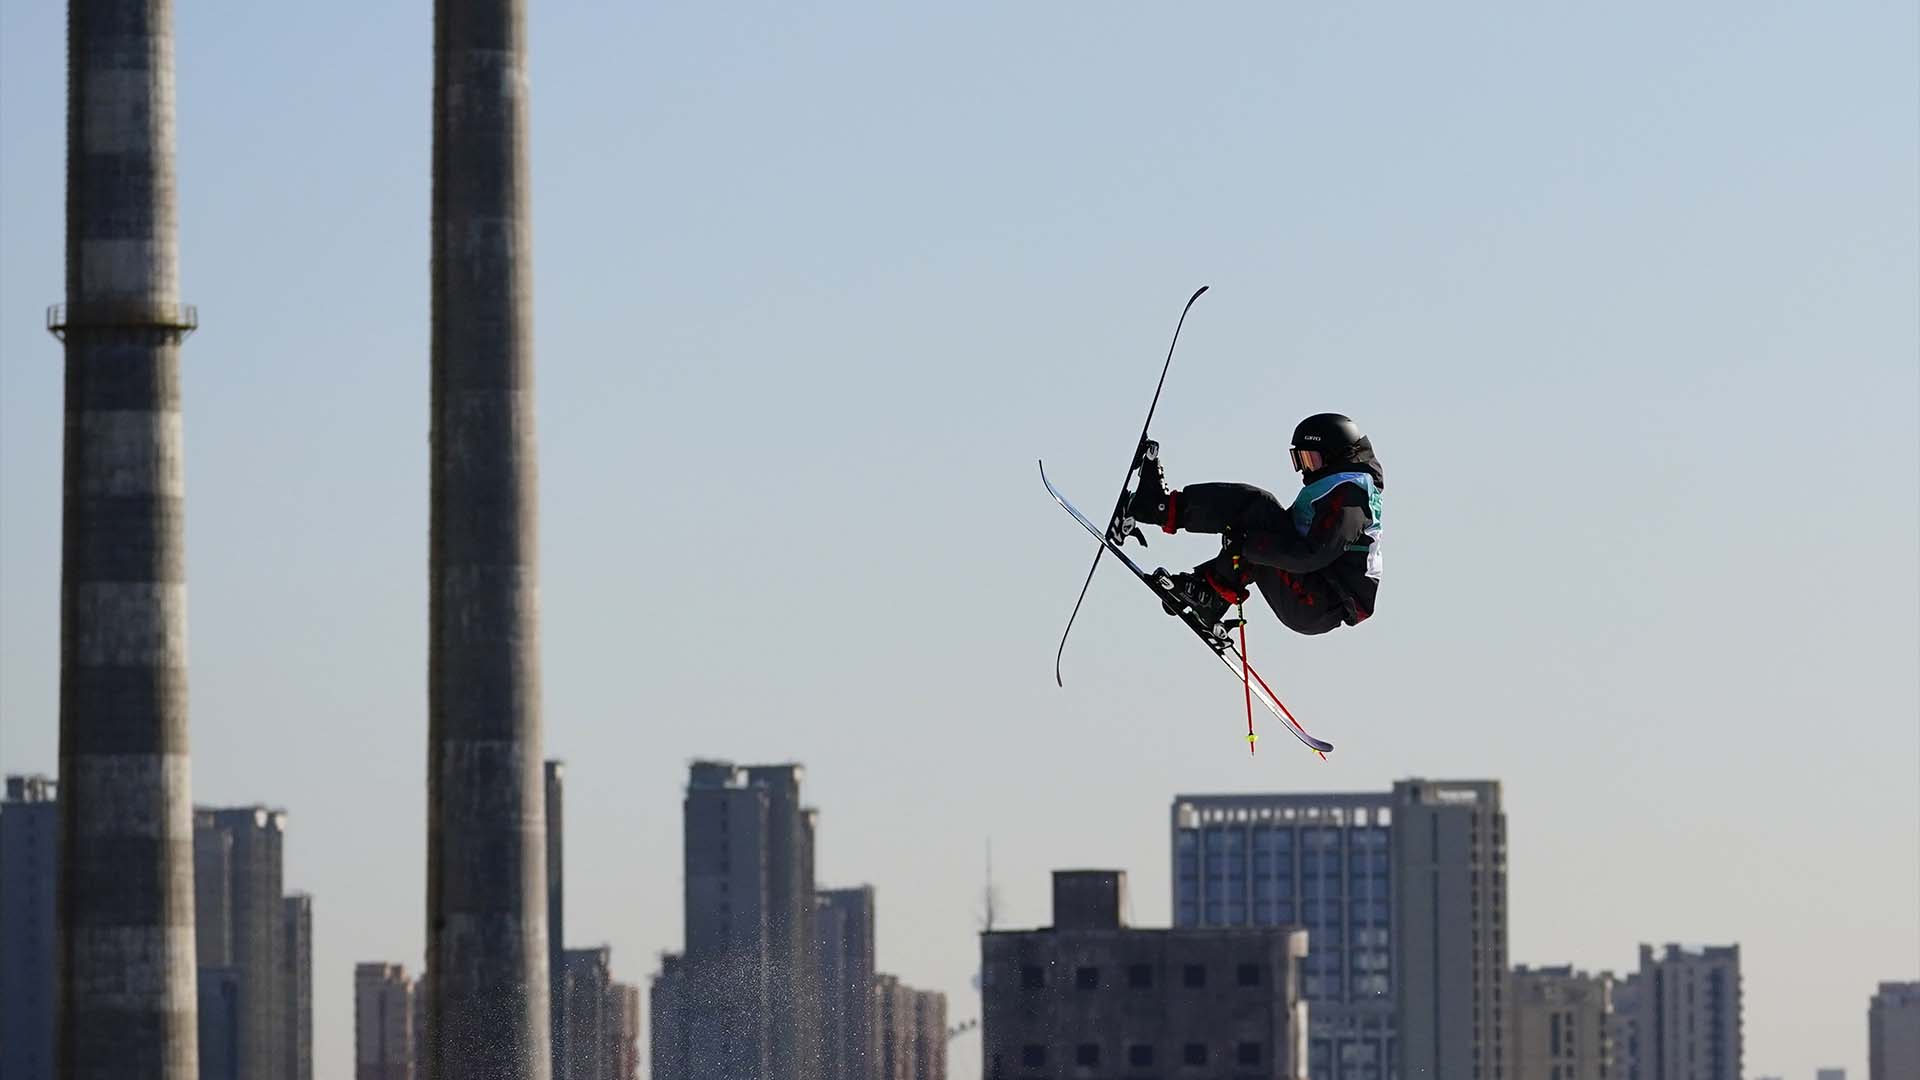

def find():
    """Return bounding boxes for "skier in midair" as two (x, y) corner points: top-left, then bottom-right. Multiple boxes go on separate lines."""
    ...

(1124, 413), (1384, 636)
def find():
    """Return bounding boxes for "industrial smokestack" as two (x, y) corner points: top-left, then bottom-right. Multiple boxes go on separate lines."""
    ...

(51, 1), (201, 1077)
(423, 0), (550, 1077)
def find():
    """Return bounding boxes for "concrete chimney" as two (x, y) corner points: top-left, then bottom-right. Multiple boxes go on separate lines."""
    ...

(52, 1), (201, 1075)
(422, 0), (550, 1076)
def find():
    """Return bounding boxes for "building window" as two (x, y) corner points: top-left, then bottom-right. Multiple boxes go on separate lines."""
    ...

(1236, 963), (1261, 987)
(1127, 963), (1153, 989)
(1075, 1043), (1099, 1067)
(1183, 964), (1206, 988)
(1021, 1045), (1046, 1067)
(1183, 1042), (1208, 1065)
(1020, 965), (1045, 989)
(1128, 1044), (1155, 1066)
(1076, 966), (1099, 990)
(1237, 1041), (1263, 1065)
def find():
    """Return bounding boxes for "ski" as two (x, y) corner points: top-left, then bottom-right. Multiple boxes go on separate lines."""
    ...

(1053, 284), (1210, 686)
(1039, 461), (1335, 756)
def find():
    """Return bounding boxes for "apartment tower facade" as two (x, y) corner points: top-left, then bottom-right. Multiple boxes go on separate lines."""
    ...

(1390, 779), (1508, 1080)
(1510, 965), (1612, 1080)
(194, 807), (288, 1079)
(355, 962), (418, 1080)
(1869, 981), (1920, 1080)
(1, 775), (60, 1079)
(1613, 944), (1742, 1080)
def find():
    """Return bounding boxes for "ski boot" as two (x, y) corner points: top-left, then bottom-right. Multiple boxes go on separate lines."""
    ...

(1151, 566), (1245, 641)
(1122, 440), (1176, 538)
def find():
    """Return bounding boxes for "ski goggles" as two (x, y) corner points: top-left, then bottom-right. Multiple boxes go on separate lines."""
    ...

(1289, 447), (1324, 472)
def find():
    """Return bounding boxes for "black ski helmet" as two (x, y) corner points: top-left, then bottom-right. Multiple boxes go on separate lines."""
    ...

(1291, 413), (1365, 455)
(1291, 412), (1384, 489)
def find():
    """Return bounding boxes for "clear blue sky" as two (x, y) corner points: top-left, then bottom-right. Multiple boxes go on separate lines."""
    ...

(3, 4), (1915, 1078)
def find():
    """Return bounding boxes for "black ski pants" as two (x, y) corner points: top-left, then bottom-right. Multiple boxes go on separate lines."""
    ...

(1179, 482), (1351, 637)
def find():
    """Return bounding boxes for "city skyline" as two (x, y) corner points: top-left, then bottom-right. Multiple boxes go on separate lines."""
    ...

(2, 3), (1915, 1079)
(9, 764), (1904, 1078)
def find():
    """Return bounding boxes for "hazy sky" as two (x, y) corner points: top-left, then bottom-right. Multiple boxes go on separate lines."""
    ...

(3, 4), (1915, 1078)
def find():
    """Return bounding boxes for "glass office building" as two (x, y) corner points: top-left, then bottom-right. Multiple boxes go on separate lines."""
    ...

(1172, 793), (1395, 1080)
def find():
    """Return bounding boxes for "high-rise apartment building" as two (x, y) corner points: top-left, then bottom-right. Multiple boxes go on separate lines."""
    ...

(1510, 965), (1613, 1080)
(816, 898), (850, 1079)
(817, 886), (879, 1080)
(1614, 944), (1742, 1080)
(284, 893), (314, 1080)
(1, 775), (59, 1080)
(1610, 974), (1643, 1080)
(548, 760), (567, 1078)
(201, 967), (244, 1080)
(355, 962), (417, 1080)
(875, 974), (918, 1080)
(411, 971), (431, 1077)
(560, 947), (615, 1080)
(984, 869), (1308, 1080)
(1869, 981), (1920, 1080)
(1172, 791), (1395, 1078)
(873, 975), (947, 1080)
(676, 760), (773, 1077)
(650, 953), (690, 1078)
(910, 988), (947, 1080)
(745, 764), (821, 1080)
(1392, 779), (1507, 1080)
(610, 982), (641, 1080)
(655, 760), (820, 1080)
(195, 806), (289, 1079)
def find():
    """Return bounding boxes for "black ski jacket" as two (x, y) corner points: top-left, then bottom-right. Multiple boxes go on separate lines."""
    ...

(1241, 482), (1378, 618)
(1219, 445), (1383, 619)
(1175, 441), (1385, 621)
